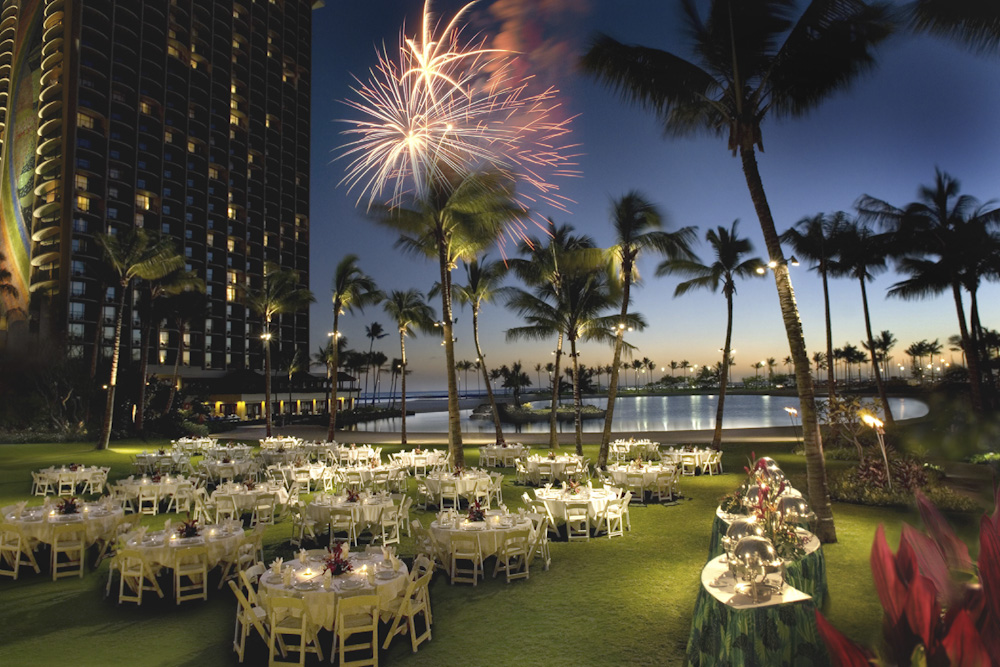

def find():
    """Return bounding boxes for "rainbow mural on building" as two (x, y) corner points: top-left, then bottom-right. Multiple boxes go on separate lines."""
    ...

(0, 0), (43, 319)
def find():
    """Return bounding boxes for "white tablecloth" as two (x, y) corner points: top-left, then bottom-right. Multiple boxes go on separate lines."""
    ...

(259, 437), (302, 450)
(479, 444), (528, 467)
(203, 445), (252, 461)
(200, 459), (254, 480)
(115, 475), (193, 503)
(125, 523), (244, 569)
(534, 487), (614, 521)
(392, 450), (446, 468)
(306, 497), (393, 528)
(257, 552), (408, 630)
(423, 471), (491, 499)
(610, 440), (661, 460)
(330, 446), (379, 465)
(35, 466), (105, 492)
(661, 448), (712, 470)
(212, 482), (288, 512)
(701, 554), (810, 609)
(429, 515), (533, 560)
(5, 503), (123, 547)
(524, 455), (584, 485)
(607, 463), (675, 488)
(172, 437), (217, 453)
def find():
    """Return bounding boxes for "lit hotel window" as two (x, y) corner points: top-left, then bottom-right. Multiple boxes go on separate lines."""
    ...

(136, 194), (151, 210)
(77, 113), (94, 129)
(75, 174), (88, 191)
(76, 195), (90, 212)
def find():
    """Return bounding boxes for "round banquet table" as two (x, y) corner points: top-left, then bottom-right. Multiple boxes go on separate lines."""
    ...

(203, 445), (252, 461)
(479, 444), (528, 467)
(114, 475), (194, 504)
(523, 455), (584, 485)
(339, 464), (406, 488)
(606, 462), (674, 489)
(330, 446), (379, 465)
(306, 495), (394, 528)
(661, 447), (712, 470)
(423, 471), (491, 499)
(392, 449), (446, 468)
(35, 466), (105, 493)
(260, 449), (307, 466)
(257, 551), (409, 630)
(429, 514), (533, 560)
(534, 487), (614, 522)
(133, 452), (190, 472)
(200, 459), (254, 481)
(212, 481), (288, 512)
(685, 553), (830, 666)
(4, 503), (123, 547)
(259, 437), (302, 450)
(171, 437), (216, 453)
(610, 440), (661, 460)
(124, 523), (245, 570)
(270, 463), (327, 487)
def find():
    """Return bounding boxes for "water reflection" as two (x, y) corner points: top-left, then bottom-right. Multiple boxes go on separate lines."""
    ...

(349, 395), (928, 433)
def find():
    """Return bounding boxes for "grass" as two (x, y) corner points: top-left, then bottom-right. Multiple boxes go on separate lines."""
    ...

(0, 438), (989, 666)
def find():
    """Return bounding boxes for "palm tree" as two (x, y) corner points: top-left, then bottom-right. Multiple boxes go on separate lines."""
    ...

(374, 170), (522, 468)
(94, 229), (185, 449)
(909, 0), (1000, 54)
(781, 212), (846, 401)
(453, 257), (513, 444)
(659, 221), (763, 448)
(669, 361), (678, 378)
(598, 191), (696, 466)
(242, 262), (315, 438)
(362, 322), (388, 406)
(858, 170), (1000, 413)
(134, 268), (204, 433)
(766, 358), (777, 386)
(0, 250), (24, 332)
(581, 0), (894, 543)
(369, 351), (389, 404)
(812, 352), (827, 383)
(313, 340), (338, 415)
(284, 348), (307, 424)
(328, 255), (381, 441)
(161, 290), (207, 417)
(383, 289), (436, 445)
(831, 218), (895, 426)
(500, 362), (531, 407)
(783, 355), (794, 376)
(752, 361), (765, 384)
(508, 224), (599, 449)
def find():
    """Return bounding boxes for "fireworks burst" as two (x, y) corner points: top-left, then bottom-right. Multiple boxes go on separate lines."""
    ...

(338, 0), (580, 239)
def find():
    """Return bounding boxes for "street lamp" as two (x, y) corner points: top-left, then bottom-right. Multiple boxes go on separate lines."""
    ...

(861, 413), (891, 491)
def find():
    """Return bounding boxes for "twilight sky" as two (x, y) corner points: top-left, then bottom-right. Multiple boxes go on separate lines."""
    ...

(307, 0), (1000, 392)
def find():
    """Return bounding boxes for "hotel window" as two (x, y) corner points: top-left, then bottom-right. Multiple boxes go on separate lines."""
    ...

(71, 261), (85, 277)
(227, 238), (235, 252)
(109, 168), (120, 180)
(164, 130), (174, 143)
(140, 101), (153, 115)
(207, 232), (214, 246)
(228, 206), (237, 219)
(108, 186), (119, 200)
(136, 194), (151, 210)
(77, 113), (94, 129)
(209, 167), (219, 180)
(188, 141), (197, 153)
(73, 218), (87, 232)
(159, 331), (169, 347)
(69, 323), (85, 341)
(75, 175), (88, 191)
(76, 195), (90, 212)
(70, 281), (85, 297)
(182, 350), (190, 365)
(69, 302), (85, 320)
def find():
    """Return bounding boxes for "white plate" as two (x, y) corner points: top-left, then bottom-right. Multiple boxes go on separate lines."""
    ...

(376, 570), (396, 580)
(340, 579), (363, 590)
(294, 580), (318, 591)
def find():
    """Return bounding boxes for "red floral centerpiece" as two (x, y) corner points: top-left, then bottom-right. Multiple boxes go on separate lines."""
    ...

(346, 489), (360, 503)
(222, 456), (232, 463)
(57, 497), (79, 515)
(565, 480), (582, 496)
(453, 466), (464, 477)
(547, 451), (556, 460)
(158, 449), (167, 455)
(176, 516), (199, 538)
(467, 500), (486, 522)
(323, 546), (353, 576)
(69, 463), (79, 471)
(151, 473), (162, 483)
(414, 448), (423, 455)
(244, 480), (256, 491)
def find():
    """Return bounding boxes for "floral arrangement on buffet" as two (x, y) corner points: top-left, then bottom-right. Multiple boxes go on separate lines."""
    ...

(467, 500), (486, 522)
(323, 544), (353, 576)
(57, 496), (79, 515)
(176, 515), (199, 538)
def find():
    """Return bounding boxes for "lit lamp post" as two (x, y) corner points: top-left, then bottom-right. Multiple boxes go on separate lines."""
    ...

(861, 412), (891, 491)
(783, 406), (800, 446)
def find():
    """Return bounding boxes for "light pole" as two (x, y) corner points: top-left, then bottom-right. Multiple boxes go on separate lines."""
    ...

(861, 413), (890, 491)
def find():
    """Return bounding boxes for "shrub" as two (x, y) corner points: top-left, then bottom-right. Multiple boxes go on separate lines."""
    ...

(830, 456), (979, 513)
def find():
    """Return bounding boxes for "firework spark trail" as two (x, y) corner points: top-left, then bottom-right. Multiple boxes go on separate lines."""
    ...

(337, 0), (581, 241)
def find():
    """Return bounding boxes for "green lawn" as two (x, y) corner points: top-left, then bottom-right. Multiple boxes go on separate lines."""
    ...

(0, 439), (981, 666)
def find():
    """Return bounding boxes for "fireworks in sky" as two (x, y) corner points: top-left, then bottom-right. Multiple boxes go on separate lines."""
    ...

(338, 0), (580, 239)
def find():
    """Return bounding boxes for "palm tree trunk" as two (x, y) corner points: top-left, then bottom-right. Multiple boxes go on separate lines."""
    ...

(951, 282), (984, 413)
(437, 242), (464, 467)
(820, 266), (836, 404)
(327, 311), (340, 442)
(163, 318), (185, 416)
(571, 338), (583, 455)
(399, 331), (408, 446)
(860, 278), (894, 427)
(136, 316), (152, 434)
(472, 307), (505, 444)
(264, 336), (273, 438)
(549, 333), (563, 450)
(740, 146), (836, 543)
(98, 286), (128, 450)
(713, 294), (734, 449)
(599, 274), (631, 467)
(89, 285), (107, 380)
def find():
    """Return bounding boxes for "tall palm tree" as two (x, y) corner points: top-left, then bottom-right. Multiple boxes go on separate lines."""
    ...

(858, 170), (1000, 413)
(508, 224), (600, 449)
(812, 351), (827, 380)
(783, 355), (794, 375)
(659, 221), (763, 448)
(284, 348), (307, 423)
(453, 258), (513, 444)
(161, 290), (207, 417)
(831, 219), (895, 426)
(781, 212), (846, 401)
(383, 289), (436, 445)
(766, 358), (777, 385)
(242, 262), (315, 438)
(598, 191), (696, 466)
(363, 322), (388, 406)
(134, 268), (203, 433)
(94, 229), (185, 449)
(374, 169), (522, 468)
(328, 255), (381, 441)
(581, 0), (893, 542)
(369, 351), (389, 403)
(313, 340), (338, 416)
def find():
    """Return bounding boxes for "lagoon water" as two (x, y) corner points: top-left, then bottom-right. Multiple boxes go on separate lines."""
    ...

(349, 394), (928, 433)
